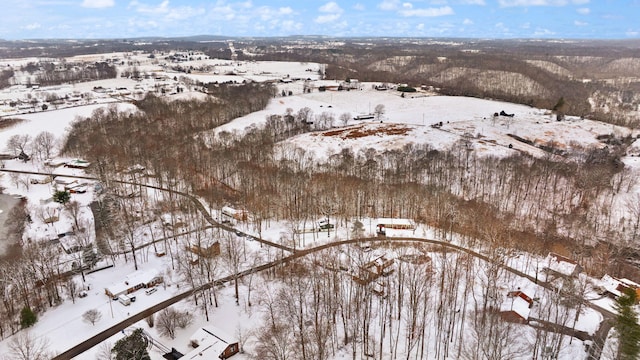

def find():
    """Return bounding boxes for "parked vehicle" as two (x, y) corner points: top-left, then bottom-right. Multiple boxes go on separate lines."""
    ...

(145, 287), (157, 295)
(118, 295), (131, 306)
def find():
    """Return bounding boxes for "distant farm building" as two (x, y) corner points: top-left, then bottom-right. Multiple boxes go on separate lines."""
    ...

(376, 218), (415, 230)
(65, 159), (91, 169)
(104, 269), (163, 298)
(376, 218), (415, 236)
(44, 158), (68, 167)
(353, 113), (375, 120)
(500, 290), (533, 324)
(543, 252), (582, 278)
(183, 326), (239, 359)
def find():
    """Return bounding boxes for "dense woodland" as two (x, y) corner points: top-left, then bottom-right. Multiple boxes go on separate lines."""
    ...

(59, 82), (639, 280)
(2, 38), (640, 358)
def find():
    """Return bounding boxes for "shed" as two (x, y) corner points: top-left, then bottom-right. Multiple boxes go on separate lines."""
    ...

(376, 218), (415, 230)
(182, 326), (239, 359)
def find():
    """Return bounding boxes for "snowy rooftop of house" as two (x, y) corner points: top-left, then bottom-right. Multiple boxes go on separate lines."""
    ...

(601, 274), (640, 298)
(376, 218), (414, 226)
(545, 252), (580, 276)
(601, 274), (623, 297)
(500, 291), (533, 320)
(181, 326), (237, 359)
(104, 269), (160, 296)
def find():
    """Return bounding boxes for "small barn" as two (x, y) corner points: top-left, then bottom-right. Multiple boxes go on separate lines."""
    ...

(182, 326), (239, 359)
(500, 290), (533, 324)
(376, 218), (415, 230)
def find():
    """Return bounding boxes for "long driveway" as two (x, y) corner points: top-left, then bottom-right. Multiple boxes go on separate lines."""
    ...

(0, 169), (612, 359)
(51, 236), (614, 360)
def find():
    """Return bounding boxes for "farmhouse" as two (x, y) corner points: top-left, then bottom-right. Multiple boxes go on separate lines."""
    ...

(500, 290), (533, 324)
(543, 252), (582, 278)
(353, 255), (395, 285)
(182, 326), (239, 359)
(104, 269), (163, 298)
(599, 274), (640, 300)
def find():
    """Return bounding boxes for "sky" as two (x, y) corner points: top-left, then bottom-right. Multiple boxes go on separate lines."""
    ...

(0, 0), (638, 40)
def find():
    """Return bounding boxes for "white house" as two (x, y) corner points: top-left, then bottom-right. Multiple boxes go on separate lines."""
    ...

(104, 269), (163, 298)
(544, 252), (582, 277)
(182, 326), (239, 359)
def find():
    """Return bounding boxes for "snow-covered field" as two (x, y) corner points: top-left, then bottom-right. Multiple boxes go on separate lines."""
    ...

(0, 53), (635, 359)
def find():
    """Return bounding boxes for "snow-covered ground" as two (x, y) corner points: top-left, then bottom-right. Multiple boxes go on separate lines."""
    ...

(0, 53), (634, 359)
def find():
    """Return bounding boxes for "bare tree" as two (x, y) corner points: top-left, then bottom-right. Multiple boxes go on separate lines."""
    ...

(33, 131), (56, 160)
(156, 307), (193, 339)
(82, 309), (102, 326)
(95, 341), (113, 360)
(340, 112), (352, 126)
(7, 331), (50, 360)
(374, 104), (385, 121)
(5, 134), (31, 156)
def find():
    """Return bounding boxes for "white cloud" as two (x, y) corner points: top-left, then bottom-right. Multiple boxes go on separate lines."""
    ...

(353, 3), (365, 10)
(315, 13), (341, 23)
(24, 22), (41, 30)
(81, 0), (114, 8)
(280, 20), (303, 32)
(255, 6), (294, 21)
(165, 6), (205, 20)
(402, 2), (413, 9)
(319, 1), (342, 13)
(128, 0), (206, 21)
(574, 20), (588, 26)
(315, 1), (343, 23)
(577, 7), (590, 14)
(499, 0), (589, 6)
(495, 22), (509, 32)
(399, 6), (454, 17)
(533, 28), (555, 36)
(379, 0), (400, 11)
(463, 18), (473, 25)
(417, 23), (425, 30)
(129, 0), (169, 14)
(626, 30), (639, 37)
(458, 0), (485, 4)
